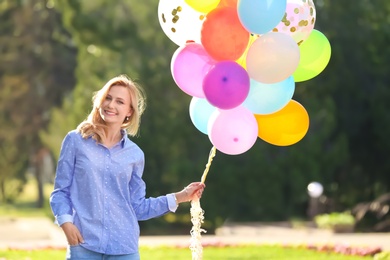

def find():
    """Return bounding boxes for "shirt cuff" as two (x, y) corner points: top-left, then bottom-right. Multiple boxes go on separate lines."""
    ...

(55, 214), (74, 226)
(167, 193), (178, 212)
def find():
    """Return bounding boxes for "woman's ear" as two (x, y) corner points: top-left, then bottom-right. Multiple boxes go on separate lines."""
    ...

(127, 108), (133, 118)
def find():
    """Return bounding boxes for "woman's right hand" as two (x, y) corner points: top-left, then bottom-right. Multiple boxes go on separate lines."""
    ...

(61, 222), (84, 246)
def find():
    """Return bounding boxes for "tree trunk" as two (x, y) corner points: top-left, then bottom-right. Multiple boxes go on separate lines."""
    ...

(0, 180), (5, 203)
(35, 168), (44, 208)
(34, 148), (46, 208)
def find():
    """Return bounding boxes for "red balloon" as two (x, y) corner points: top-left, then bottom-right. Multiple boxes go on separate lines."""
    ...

(201, 7), (250, 61)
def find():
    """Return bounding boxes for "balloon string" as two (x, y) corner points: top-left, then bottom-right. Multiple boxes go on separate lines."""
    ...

(201, 146), (217, 184)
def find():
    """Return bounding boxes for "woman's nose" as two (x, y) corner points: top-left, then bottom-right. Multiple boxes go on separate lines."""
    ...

(107, 100), (114, 108)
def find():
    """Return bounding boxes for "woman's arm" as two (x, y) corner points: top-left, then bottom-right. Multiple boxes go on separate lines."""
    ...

(49, 132), (76, 226)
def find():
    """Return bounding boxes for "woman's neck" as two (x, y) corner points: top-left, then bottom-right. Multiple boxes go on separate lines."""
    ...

(103, 126), (122, 148)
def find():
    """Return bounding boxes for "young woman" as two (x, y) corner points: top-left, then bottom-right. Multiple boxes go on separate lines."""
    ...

(50, 75), (205, 259)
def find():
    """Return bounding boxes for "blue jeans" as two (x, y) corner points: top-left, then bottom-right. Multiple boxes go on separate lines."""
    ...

(66, 245), (140, 260)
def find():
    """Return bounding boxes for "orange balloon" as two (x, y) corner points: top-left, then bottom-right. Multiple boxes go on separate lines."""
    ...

(255, 100), (309, 146)
(218, 0), (237, 8)
(201, 7), (250, 61)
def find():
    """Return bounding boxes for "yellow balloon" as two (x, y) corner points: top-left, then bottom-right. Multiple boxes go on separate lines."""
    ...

(236, 34), (259, 69)
(255, 100), (309, 146)
(185, 0), (220, 13)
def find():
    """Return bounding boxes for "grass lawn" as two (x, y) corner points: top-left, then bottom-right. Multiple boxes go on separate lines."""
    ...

(0, 245), (373, 260)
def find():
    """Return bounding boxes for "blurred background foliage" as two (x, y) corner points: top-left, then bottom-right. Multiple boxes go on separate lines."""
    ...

(0, 0), (389, 233)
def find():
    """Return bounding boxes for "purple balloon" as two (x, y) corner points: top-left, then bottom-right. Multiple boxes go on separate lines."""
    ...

(203, 61), (250, 110)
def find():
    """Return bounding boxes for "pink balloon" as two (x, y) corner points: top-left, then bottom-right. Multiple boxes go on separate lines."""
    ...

(171, 42), (216, 97)
(208, 106), (258, 155)
(203, 61), (250, 110)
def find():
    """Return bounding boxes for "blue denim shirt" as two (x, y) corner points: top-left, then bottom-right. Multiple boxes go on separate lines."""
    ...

(50, 130), (177, 255)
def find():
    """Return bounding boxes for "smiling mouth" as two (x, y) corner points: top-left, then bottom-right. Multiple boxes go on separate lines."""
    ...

(104, 110), (117, 116)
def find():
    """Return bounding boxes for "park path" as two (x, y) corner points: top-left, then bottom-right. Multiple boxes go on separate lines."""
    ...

(0, 217), (389, 252)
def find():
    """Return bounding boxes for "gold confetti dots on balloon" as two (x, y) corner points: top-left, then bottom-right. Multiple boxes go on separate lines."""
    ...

(298, 20), (308, 27)
(272, 0), (316, 44)
(281, 13), (287, 22)
(165, 6), (182, 33)
(281, 13), (291, 27)
(158, 0), (205, 45)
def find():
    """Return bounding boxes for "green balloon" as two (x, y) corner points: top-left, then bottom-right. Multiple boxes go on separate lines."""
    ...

(293, 29), (331, 82)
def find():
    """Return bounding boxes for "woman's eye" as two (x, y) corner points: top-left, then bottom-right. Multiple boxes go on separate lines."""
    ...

(117, 100), (124, 104)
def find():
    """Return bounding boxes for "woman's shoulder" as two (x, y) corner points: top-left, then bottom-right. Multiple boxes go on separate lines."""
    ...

(124, 135), (144, 153)
(66, 129), (81, 139)
(63, 129), (86, 143)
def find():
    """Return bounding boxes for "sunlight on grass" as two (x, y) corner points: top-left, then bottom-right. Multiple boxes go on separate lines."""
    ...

(0, 245), (373, 260)
(0, 249), (65, 260)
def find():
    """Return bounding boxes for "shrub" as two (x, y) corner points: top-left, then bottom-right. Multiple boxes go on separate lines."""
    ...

(314, 211), (355, 232)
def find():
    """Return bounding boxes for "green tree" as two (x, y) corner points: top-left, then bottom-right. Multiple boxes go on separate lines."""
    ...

(315, 0), (390, 206)
(0, 0), (76, 205)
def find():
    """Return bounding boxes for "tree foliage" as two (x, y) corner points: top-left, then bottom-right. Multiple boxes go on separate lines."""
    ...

(0, 0), (77, 204)
(315, 0), (390, 205)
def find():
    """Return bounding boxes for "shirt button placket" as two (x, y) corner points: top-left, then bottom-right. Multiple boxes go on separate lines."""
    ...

(102, 151), (110, 252)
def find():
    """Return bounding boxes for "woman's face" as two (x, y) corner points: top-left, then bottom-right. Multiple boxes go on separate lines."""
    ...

(99, 85), (133, 126)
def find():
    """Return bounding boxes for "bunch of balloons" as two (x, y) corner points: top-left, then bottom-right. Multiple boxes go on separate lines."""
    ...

(158, 0), (331, 155)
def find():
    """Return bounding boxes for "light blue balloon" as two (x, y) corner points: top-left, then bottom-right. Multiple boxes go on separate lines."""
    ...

(238, 0), (287, 35)
(189, 97), (217, 135)
(243, 76), (295, 115)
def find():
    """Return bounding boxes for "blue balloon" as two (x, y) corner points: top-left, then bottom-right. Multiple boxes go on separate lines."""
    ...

(189, 97), (217, 135)
(238, 0), (287, 35)
(243, 76), (295, 115)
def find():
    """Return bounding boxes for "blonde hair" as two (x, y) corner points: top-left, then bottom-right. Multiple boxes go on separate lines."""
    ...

(77, 75), (146, 142)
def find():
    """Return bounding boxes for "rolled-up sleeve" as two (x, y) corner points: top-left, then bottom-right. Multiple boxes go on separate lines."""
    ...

(167, 193), (178, 212)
